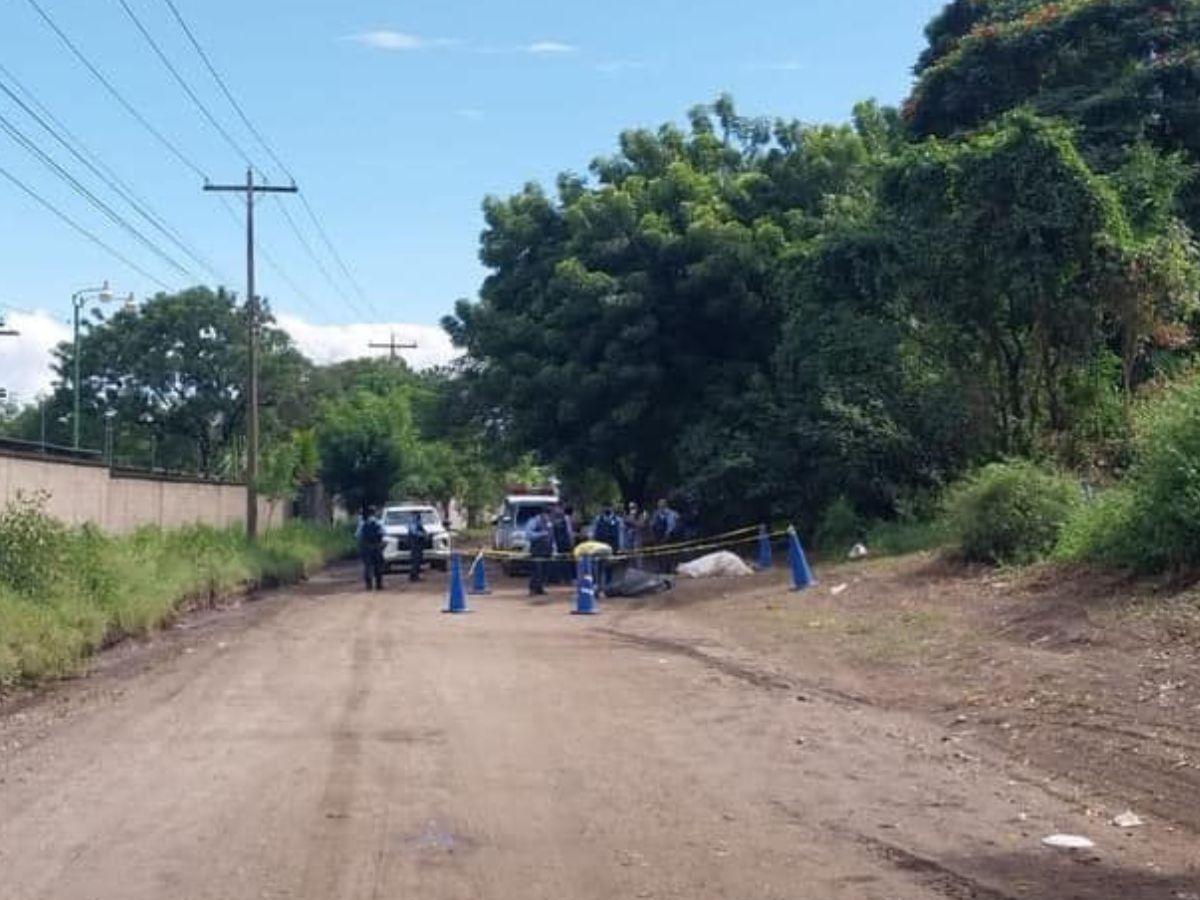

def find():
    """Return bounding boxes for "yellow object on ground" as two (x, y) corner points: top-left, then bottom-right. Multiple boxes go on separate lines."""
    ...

(573, 540), (614, 559)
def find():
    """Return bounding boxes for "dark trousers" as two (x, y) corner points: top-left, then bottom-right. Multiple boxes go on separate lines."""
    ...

(410, 546), (424, 581)
(529, 554), (549, 594)
(361, 549), (383, 589)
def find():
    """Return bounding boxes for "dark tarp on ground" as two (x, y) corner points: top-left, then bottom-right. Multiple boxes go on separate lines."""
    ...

(604, 567), (674, 598)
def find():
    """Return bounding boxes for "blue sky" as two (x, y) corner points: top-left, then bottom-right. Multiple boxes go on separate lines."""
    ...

(0, 0), (946, 395)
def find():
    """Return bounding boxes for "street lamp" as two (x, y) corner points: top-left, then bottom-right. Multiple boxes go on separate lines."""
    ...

(70, 282), (132, 450)
(103, 408), (118, 467)
(138, 411), (156, 470)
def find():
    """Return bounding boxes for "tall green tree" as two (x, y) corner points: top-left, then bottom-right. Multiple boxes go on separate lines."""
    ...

(13, 287), (310, 474)
(315, 386), (421, 513)
(446, 98), (791, 504)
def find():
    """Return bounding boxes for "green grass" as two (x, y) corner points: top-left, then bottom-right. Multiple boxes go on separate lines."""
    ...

(0, 496), (353, 687)
(865, 517), (950, 557)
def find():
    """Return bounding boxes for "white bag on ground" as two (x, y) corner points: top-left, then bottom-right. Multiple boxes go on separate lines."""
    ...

(676, 551), (754, 579)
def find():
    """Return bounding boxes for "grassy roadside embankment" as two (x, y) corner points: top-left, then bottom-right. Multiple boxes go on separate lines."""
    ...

(0, 494), (352, 686)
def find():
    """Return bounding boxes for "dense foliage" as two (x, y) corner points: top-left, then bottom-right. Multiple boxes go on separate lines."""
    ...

(1058, 373), (1200, 570)
(945, 460), (1081, 564)
(445, 2), (1200, 537)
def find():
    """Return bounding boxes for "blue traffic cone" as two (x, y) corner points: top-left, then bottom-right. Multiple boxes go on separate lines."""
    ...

(469, 553), (491, 595)
(787, 525), (816, 590)
(443, 553), (471, 613)
(756, 524), (773, 570)
(572, 556), (599, 615)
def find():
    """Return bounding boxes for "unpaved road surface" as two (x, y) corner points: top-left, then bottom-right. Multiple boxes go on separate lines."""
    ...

(1, 567), (1197, 899)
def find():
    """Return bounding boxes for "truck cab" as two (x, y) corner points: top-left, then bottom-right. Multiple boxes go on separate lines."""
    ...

(492, 491), (559, 575)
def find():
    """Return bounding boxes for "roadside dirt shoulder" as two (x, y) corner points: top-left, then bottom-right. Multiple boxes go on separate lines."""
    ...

(610, 555), (1200, 840)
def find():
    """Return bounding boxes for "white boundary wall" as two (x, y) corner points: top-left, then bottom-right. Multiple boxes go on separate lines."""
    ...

(0, 450), (273, 533)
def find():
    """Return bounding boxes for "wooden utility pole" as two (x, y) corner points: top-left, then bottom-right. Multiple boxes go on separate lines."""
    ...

(204, 168), (297, 540)
(368, 332), (417, 362)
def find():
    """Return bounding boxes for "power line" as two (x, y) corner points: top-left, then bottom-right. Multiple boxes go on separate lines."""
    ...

(0, 110), (193, 279)
(158, 0), (381, 319)
(21, 0), (209, 181)
(114, 0), (255, 170)
(0, 161), (172, 289)
(270, 194), (373, 321)
(22, 0), (317, 305)
(159, 0), (292, 180)
(0, 68), (230, 284)
(113, 1), (348, 317)
(298, 193), (377, 316)
(213, 193), (325, 316)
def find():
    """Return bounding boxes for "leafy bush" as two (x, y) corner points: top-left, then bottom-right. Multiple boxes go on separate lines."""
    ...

(0, 498), (353, 687)
(0, 492), (67, 597)
(1059, 378), (1200, 571)
(945, 460), (1081, 565)
(817, 496), (863, 552)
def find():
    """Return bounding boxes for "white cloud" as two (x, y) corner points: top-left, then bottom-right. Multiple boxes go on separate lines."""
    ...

(275, 314), (459, 371)
(0, 310), (70, 402)
(454, 108), (485, 120)
(525, 41), (577, 55)
(348, 30), (460, 51)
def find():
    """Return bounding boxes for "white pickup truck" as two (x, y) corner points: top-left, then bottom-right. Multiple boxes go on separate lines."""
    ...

(381, 504), (451, 572)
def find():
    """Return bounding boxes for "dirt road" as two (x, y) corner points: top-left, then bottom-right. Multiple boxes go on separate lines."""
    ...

(1, 567), (1196, 899)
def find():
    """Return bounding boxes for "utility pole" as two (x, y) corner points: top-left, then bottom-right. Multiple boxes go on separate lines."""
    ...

(368, 332), (417, 362)
(205, 168), (297, 540)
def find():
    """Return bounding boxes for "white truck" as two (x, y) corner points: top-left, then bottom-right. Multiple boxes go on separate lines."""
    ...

(492, 490), (559, 575)
(381, 504), (451, 572)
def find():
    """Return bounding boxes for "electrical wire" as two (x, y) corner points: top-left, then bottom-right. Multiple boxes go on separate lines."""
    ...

(159, 0), (291, 180)
(114, 0), (256, 170)
(0, 110), (193, 279)
(0, 68), (231, 284)
(297, 193), (377, 316)
(0, 161), (173, 289)
(213, 193), (325, 317)
(270, 194), (373, 320)
(22, 0), (318, 307)
(22, 0), (209, 181)
(159, 0), (381, 319)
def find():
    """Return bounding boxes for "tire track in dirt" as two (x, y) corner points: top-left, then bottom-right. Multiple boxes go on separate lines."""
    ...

(599, 626), (872, 707)
(298, 599), (381, 898)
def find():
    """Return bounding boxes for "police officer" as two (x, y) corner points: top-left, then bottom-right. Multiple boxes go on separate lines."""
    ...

(355, 506), (385, 590)
(408, 510), (426, 582)
(591, 506), (623, 593)
(551, 504), (575, 583)
(526, 509), (553, 596)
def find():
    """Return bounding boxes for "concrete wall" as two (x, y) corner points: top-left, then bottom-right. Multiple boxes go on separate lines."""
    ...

(0, 449), (274, 533)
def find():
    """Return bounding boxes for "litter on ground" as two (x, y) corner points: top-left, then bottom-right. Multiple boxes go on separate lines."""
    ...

(1111, 810), (1144, 828)
(1041, 834), (1095, 850)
